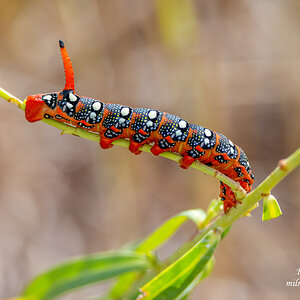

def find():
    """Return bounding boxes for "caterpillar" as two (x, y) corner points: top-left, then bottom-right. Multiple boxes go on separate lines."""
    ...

(24, 40), (254, 213)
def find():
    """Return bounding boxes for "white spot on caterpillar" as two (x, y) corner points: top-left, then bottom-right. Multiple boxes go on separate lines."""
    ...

(229, 140), (234, 146)
(146, 120), (153, 127)
(90, 112), (97, 119)
(69, 93), (77, 102)
(92, 102), (101, 111)
(119, 118), (125, 124)
(66, 102), (73, 109)
(204, 138), (210, 145)
(43, 95), (52, 101)
(204, 129), (212, 137)
(120, 107), (130, 117)
(176, 130), (182, 136)
(179, 120), (187, 129)
(148, 110), (158, 120)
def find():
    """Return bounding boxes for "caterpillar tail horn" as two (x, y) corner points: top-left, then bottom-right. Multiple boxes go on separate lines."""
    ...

(59, 40), (75, 92)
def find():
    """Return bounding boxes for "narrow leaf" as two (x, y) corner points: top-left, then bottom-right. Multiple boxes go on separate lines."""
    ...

(102, 209), (206, 299)
(199, 199), (222, 229)
(138, 230), (220, 299)
(175, 256), (215, 300)
(136, 209), (206, 253)
(22, 251), (150, 300)
(221, 226), (231, 240)
(109, 271), (141, 298)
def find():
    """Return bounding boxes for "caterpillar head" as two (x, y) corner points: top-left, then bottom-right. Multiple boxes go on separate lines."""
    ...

(25, 40), (75, 122)
(25, 93), (59, 122)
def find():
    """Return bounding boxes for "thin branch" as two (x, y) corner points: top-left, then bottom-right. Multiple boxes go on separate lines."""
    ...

(194, 147), (300, 241)
(0, 86), (246, 199)
(0, 87), (24, 109)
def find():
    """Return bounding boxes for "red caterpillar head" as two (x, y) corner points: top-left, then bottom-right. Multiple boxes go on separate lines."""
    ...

(25, 40), (75, 122)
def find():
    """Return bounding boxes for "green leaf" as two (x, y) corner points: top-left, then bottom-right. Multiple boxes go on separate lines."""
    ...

(262, 194), (282, 221)
(136, 209), (206, 253)
(108, 271), (142, 299)
(175, 256), (215, 300)
(221, 226), (231, 240)
(101, 209), (206, 300)
(138, 230), (220, 299)
(199, 199), (222, 229)
(22, 251), (150, 300)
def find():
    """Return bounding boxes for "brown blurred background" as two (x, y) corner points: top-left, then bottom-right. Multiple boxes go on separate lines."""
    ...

(0, 0), (300, 299)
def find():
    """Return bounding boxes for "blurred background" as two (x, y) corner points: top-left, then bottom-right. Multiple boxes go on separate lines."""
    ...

(0, 0), (300, 299)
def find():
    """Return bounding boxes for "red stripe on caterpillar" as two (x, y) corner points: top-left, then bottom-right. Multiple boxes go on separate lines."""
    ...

(24, 40), (254, 213)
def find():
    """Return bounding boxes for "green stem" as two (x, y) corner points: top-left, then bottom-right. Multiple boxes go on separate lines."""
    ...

(195, 147), (300, 240)
(0, 87), (23, 108)
(0, 86), (246, 199)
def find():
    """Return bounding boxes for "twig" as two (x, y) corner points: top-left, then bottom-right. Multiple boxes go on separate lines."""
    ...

(193, 147), (300, 241)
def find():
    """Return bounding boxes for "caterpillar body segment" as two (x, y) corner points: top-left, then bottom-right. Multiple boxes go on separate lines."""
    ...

(24, 40), (254, 213)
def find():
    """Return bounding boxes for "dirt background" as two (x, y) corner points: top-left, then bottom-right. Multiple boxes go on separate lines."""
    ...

(0, 0), (299, 299)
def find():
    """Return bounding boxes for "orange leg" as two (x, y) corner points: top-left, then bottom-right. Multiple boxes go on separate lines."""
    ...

(150, 144), (164, 156)
(129, 140), (143, 155)
(239, 180), (251, 193)
(179, 155), (195, 169)
(223, 197), (236, 213)
(99, 136), (114, 149)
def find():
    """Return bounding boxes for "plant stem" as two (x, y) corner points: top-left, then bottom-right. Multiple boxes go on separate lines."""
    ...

(0, 87), (23, 108)
(196, 147), (300, 240)
(0, 86), (246, 199)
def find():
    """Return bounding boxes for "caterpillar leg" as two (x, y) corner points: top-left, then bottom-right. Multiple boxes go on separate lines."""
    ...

(238, 179), (252, 193)
(179, 155), (195, 169)
(220, 182), (238, 213)
(150, 144), (164, 156)
(223, 198), (236, 213)
(129, 131), (150, 155)
(129, 140), (143, 155)
(150, 143), (173, 156)
(151, 137), (176, 156)
(99, 136), (114, 149)
(179, 147), (207, 169)
(99, 126), (123, 149)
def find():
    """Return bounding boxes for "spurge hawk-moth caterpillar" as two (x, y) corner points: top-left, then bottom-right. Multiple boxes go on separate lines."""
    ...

(25, 40), (254, 213)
